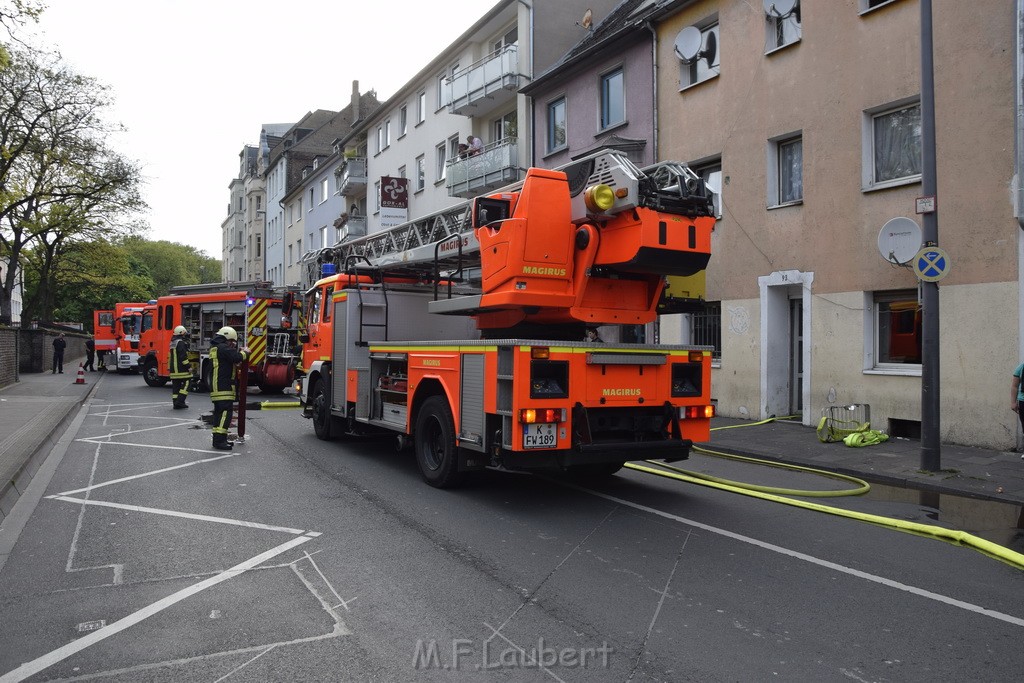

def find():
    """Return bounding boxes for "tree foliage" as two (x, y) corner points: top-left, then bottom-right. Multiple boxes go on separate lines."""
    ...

(120, 236), (221, 296)
(0, 45), (146, 323)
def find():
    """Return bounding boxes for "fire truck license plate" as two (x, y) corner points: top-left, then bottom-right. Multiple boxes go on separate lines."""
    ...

(523, 423), (556, 449)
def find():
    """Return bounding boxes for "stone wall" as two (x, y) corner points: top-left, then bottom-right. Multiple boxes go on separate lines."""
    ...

(0, 329), (87, 386)
(0, 328), (18, 387)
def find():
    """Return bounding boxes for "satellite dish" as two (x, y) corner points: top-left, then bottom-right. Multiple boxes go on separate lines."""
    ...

(581, 8), (593, 30)
(763, 0), (800, 20)
(673, 26), (717, 67)
(877, 217), (922, 265)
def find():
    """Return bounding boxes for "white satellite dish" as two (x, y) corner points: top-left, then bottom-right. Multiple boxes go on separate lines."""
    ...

(673, 26), (717, 67)
(877, 217), (922, 265)
(763, 0), (798, 18)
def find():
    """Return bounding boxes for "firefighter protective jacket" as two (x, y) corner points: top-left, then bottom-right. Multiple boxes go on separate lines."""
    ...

(209, 334), (249, 402)
(169, 337), (192, 380)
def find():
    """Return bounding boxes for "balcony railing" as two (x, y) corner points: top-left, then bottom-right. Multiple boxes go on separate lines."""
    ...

(445, 44), (519, 117)
(336, 157), (367, 196)
(336, 216), (367, 244)
(445, 137), (521, 198)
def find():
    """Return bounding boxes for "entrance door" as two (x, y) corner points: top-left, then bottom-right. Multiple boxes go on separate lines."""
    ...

(789, 298), (803, 415)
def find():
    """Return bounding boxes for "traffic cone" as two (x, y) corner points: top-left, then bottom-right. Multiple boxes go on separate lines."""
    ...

(75, 364), (86, 384)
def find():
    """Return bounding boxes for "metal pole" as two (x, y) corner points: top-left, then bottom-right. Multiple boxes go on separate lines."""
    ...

(920, 0), (940, 471)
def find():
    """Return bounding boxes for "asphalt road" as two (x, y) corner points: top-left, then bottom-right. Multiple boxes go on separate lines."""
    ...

(0, 374), (1022, 682)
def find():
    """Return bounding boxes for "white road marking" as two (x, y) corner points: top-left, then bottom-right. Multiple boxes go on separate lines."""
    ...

(49, 496), (308, 535)
(0, 536), (315, 683)
(53, 454), (236, 497)
(64, 442), (123, 586)
(578, 486), (1024, 628)
(75, 441), (228, 454)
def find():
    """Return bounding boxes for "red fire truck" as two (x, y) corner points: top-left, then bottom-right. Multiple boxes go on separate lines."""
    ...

(137, 283), (301, 393)
(297, 151), (716, 487)
(93, 302), (150, 372)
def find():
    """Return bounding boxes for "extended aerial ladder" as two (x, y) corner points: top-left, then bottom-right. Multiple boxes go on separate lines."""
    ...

(298, 150), (715, 314)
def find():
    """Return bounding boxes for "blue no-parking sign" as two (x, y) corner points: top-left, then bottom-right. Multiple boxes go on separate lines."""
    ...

(913, 246), (950, 282)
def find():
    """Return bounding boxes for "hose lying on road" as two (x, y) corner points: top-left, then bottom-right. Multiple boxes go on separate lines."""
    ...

(624, 417), (1024, 572)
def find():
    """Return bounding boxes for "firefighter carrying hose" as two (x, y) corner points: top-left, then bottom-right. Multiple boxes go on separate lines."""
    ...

(169, 325), (192, 409)
(209, 326), (249, 450)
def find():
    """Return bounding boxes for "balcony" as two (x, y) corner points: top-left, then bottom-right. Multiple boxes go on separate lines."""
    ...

(446, 44), (519, 117)
(446, 138), (521, 198)
(336, 157), (367, 197)
(336, 216), (367, 244)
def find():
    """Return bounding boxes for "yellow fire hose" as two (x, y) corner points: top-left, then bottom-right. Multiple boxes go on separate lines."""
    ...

(624, 417), (1024, 571)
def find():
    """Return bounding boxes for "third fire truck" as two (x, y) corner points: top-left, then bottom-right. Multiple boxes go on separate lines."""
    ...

(297, 151), (716, 487)
(138, 283), (301, 393)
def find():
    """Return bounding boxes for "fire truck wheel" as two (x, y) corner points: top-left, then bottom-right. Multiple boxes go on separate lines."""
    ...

(311, 379), (335, 441)
(143, 359), (167, 387)
(414, 396), (464, 488)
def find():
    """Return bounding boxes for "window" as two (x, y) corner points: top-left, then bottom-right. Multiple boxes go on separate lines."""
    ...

(871, 290), (921, 368)
(399, 106), (408, 137)
(415, 155), (425, 192)
(255, 235), (261, 257)
(374, 180), (381, 213)
(256, 196), (261, 210)
(691, 159), (722, 219)
(766, 7), (801, 51)
(417, 91), (426, 123)
(492, 26), (518, 53)
(436, 141), (448, 181)
(298, 197), (303, 214)
(861, 0), (900, 11)
(377, 125), (384, 153)
(288, 244), (293, 266)
(308, 188), (314, 207)
(398, 165), (407, 179)
(384, 119), (391, 149)
(320, 177), (329, 203)
(865, 100), (921, 188)
(691, 301), (721, 361)
(600, 68), (624, 130)
(492, 111), (517, 141)
(437, 64), (457, 110)
(320, 225), (329, 249)
(680, 21), (720, 89)
(547, 97), (567, 152)
(769, 133), (803, 206)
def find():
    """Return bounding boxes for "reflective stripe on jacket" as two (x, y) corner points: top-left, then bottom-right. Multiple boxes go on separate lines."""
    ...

(169, 337), (192, 379)
(209, 337), (248, 402)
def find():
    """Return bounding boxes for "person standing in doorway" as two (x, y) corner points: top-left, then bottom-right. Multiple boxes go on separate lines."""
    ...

(84, 335), (96, 371)
(169, 325), (192, 409)
(52, 333), (66, 373)
(209, 326), (249, 450)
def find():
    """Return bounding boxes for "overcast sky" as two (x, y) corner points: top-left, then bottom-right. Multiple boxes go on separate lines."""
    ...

(26, 0), (495, 259)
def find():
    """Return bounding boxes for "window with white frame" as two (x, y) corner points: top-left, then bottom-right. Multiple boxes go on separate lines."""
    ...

(436, 141), (448, 181)
(437, 64), (458, 110)
(376, 125), (384, 154)
(547, 97), (567, 152)
(680, 21), (720, 89)
(374, 180), (381, 214)
(320, 177), (329, 204)
(417, 91), (426, 123)
(869, 290), (921, 368)
(768, 133), (803, 206)
(288, 244), (293, 266)
(384, 119), (391, 149)
(493, 110), (517, 141)
(690, 159), (722, 219)
(864, 100), (921, 189)
(415, 155), (425, 192)
(861, 0), (901, 12)
(399, 106), (407, 137)
(766, 5), (800, 51)
(492, 25), (518, 53)
(600, 67), (625, 130)
(398, 165), (407, 179)
(320, 225), (329, 249)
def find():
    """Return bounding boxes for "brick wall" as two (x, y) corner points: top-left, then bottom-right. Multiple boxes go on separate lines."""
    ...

(1, 329), (88, 377)
(0, 328), (18, 387)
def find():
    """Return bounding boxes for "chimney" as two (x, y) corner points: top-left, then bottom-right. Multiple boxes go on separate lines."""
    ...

(351, 80), (360, 122)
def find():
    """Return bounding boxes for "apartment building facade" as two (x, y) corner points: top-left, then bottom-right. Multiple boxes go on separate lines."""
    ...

(649, 0), (1019, 450)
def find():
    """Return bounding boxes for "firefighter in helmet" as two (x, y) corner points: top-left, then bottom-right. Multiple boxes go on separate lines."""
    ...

(209, 326), (249, 450)
(169, 325), (193, 409)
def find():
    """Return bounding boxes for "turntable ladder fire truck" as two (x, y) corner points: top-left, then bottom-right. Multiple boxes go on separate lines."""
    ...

(297, 150), (717, 487)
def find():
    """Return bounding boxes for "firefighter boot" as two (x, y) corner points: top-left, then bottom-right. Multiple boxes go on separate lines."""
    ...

(212, 434), (233, 450)
(173, 397), (188, 409)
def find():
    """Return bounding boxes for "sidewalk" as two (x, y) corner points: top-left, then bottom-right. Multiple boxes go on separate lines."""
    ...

(0, 360), (96, 523)
(1, 365), (1022, 522)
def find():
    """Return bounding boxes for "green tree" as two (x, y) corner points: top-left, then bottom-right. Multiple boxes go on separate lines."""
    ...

(121, 237), (221, 296)
(0, 47), (144, 324)
(0, 0), (43, 69)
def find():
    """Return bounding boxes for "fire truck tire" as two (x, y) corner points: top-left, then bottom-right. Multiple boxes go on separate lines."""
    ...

(198, 361), (212, 393)
(311, 379), (336, 441)
(143, 359), (167, 387)
(414, 396), (464, 488)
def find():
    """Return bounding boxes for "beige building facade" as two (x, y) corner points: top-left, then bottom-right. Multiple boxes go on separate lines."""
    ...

(655, 0), (1020, 450)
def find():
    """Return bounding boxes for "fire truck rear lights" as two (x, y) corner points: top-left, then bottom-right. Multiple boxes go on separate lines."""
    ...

(688, 351), (704, 362)
(520, 408), (565, 424)
(679, 405), (715, 419)
(530, 347), (550, 359)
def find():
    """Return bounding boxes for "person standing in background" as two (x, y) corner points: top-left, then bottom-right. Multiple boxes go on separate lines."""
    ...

(52, 333), (66, 373)
(84, 335), (96, 371)
(169, 325), (192, 409)
(209, 326), (249, 450)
